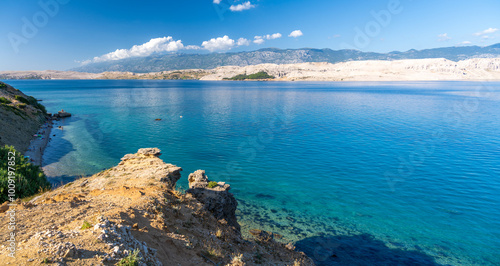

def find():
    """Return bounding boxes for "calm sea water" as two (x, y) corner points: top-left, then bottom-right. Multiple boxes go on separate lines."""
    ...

(6, 80), (500, 265)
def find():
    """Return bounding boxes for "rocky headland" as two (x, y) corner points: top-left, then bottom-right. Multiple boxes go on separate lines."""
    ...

(0, 148), (313, 265)
(0, 81), (49, 153)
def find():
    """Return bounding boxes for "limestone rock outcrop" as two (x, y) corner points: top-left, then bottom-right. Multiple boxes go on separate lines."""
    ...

(187, 170), (240, 232)
(85, 148), (182, 190)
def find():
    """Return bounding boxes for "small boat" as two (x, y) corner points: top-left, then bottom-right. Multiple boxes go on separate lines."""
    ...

(155, 118), (162, 121)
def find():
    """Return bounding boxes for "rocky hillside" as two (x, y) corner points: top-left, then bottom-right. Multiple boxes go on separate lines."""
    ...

(71, 43), (500, 73)
(200, 58), (500, 81)
(0, 82), (48, 152)
(0, 148), (313, 265)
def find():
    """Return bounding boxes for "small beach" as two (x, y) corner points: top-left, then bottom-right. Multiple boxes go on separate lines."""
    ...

(24, 120), (54, 166)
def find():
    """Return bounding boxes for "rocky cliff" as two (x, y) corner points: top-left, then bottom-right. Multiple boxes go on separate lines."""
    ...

(0, 148), (313, 265)
(0, 81), (48, 152)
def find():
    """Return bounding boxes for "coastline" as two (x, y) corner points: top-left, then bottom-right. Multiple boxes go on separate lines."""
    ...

(24, 119), (53, 166)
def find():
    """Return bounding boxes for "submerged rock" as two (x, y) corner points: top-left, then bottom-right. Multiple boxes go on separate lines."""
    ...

(187, 170), (240, 232)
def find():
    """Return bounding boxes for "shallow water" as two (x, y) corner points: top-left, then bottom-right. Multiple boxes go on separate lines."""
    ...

(7, 80), (500, 265)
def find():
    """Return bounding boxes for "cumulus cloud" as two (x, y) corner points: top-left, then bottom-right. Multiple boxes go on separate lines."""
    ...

(213, 0), (222, 4)
(185, 45), (202, 50)
(237, 38), (251, 46)
(252, 33), (282, 45)
(230, 1), (255, 11)
(202, 35), (235, 52)
(253, 36), (265, 44)
(264, 33), (282, 40)
(458, 41), (472, 45)
(438, 33), (451, 42)
(89, 37), (184, 63)
(288, 30), (303, 38)
(474, 28), (498, 36)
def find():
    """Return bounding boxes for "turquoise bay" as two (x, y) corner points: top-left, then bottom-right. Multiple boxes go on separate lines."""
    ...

(8, 80), (500, 265)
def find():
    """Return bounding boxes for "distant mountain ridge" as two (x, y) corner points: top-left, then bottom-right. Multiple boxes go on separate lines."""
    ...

(73, 44), (500, 73)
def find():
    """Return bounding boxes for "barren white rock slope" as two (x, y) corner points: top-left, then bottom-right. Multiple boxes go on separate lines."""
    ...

(200, 58), (500, 81)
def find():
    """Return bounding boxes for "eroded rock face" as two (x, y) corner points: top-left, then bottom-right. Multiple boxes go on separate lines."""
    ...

(187, 170), (240, 232)
(95, 148), (183, 189)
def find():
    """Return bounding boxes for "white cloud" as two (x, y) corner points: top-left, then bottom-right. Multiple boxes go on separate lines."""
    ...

(253, 36), (265, 44)
(213, 0), (221, 4)
(265, 33), (282, 40)
(230, 1), (255, 12)
(90, 37), (183, 63)
(202, 35), (235, 52)
(474, 28), (498, 36)
(438, 33), (451, 42)
(482, 35), (494, 40)
(458, 41), (472, 45)
(237, 38), (250, 46)
(252, 33), (281, 45)
(185, 45), (202, 50)
(288, 30), (303, 38)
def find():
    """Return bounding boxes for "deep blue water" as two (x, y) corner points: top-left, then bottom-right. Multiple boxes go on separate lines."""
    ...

(6, 80), (500, 265)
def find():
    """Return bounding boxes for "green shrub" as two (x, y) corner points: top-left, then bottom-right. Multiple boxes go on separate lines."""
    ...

(207, 181), (218, 188)
(27, 96), (38, 105)
(247, 71), (275, 79)
(35, 103), (47, 114)
(81, 220), (92, 230)
(0, 145), (52, 203)
(0, 97), (11, 104)
(117, 249), (141, 266)
(224, 71), (275, 81)
(14, 95), (30, 104)
(18, 103), (27, 109)
(0, 83), (6, 88)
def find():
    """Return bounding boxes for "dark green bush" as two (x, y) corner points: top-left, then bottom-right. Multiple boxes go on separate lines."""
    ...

(224, 71), (275, 80)
(14, 95), (30, 104)
(0, 97), (11, 104)
(207, 181), (218, 188)
(0, 83), (6, 88)
(0, 145), (51, 203)
(35, 103), (47, 114)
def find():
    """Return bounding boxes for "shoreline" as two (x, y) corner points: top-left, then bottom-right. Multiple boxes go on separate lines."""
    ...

(24, 119), (54, 166)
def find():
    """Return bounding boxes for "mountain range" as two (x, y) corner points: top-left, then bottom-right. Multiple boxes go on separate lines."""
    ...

(72, 43), (500, 73)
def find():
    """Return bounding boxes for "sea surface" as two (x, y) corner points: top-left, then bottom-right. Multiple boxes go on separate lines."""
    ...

(6, 80), (500, 265)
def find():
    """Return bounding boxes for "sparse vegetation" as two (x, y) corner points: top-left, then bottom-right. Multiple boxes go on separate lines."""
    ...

(117, 249), (141, 266)
(224, 71), (275, 80)
(0, 83), (6, 88)
(81, 220), (92, 230)
(0, 97), (11, 104)
(215, 228), (223, 238)
(0, 145), (52, 203)
(14, 95), (30, 104)
(207, 181), (218, 188)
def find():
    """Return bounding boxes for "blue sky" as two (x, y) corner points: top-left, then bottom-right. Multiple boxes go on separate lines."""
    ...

(1, 0), (499, 70)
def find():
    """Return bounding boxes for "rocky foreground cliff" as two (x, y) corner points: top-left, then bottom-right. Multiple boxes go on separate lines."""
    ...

(0, 148), (313, 265)
(0, 81), (48, 153)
